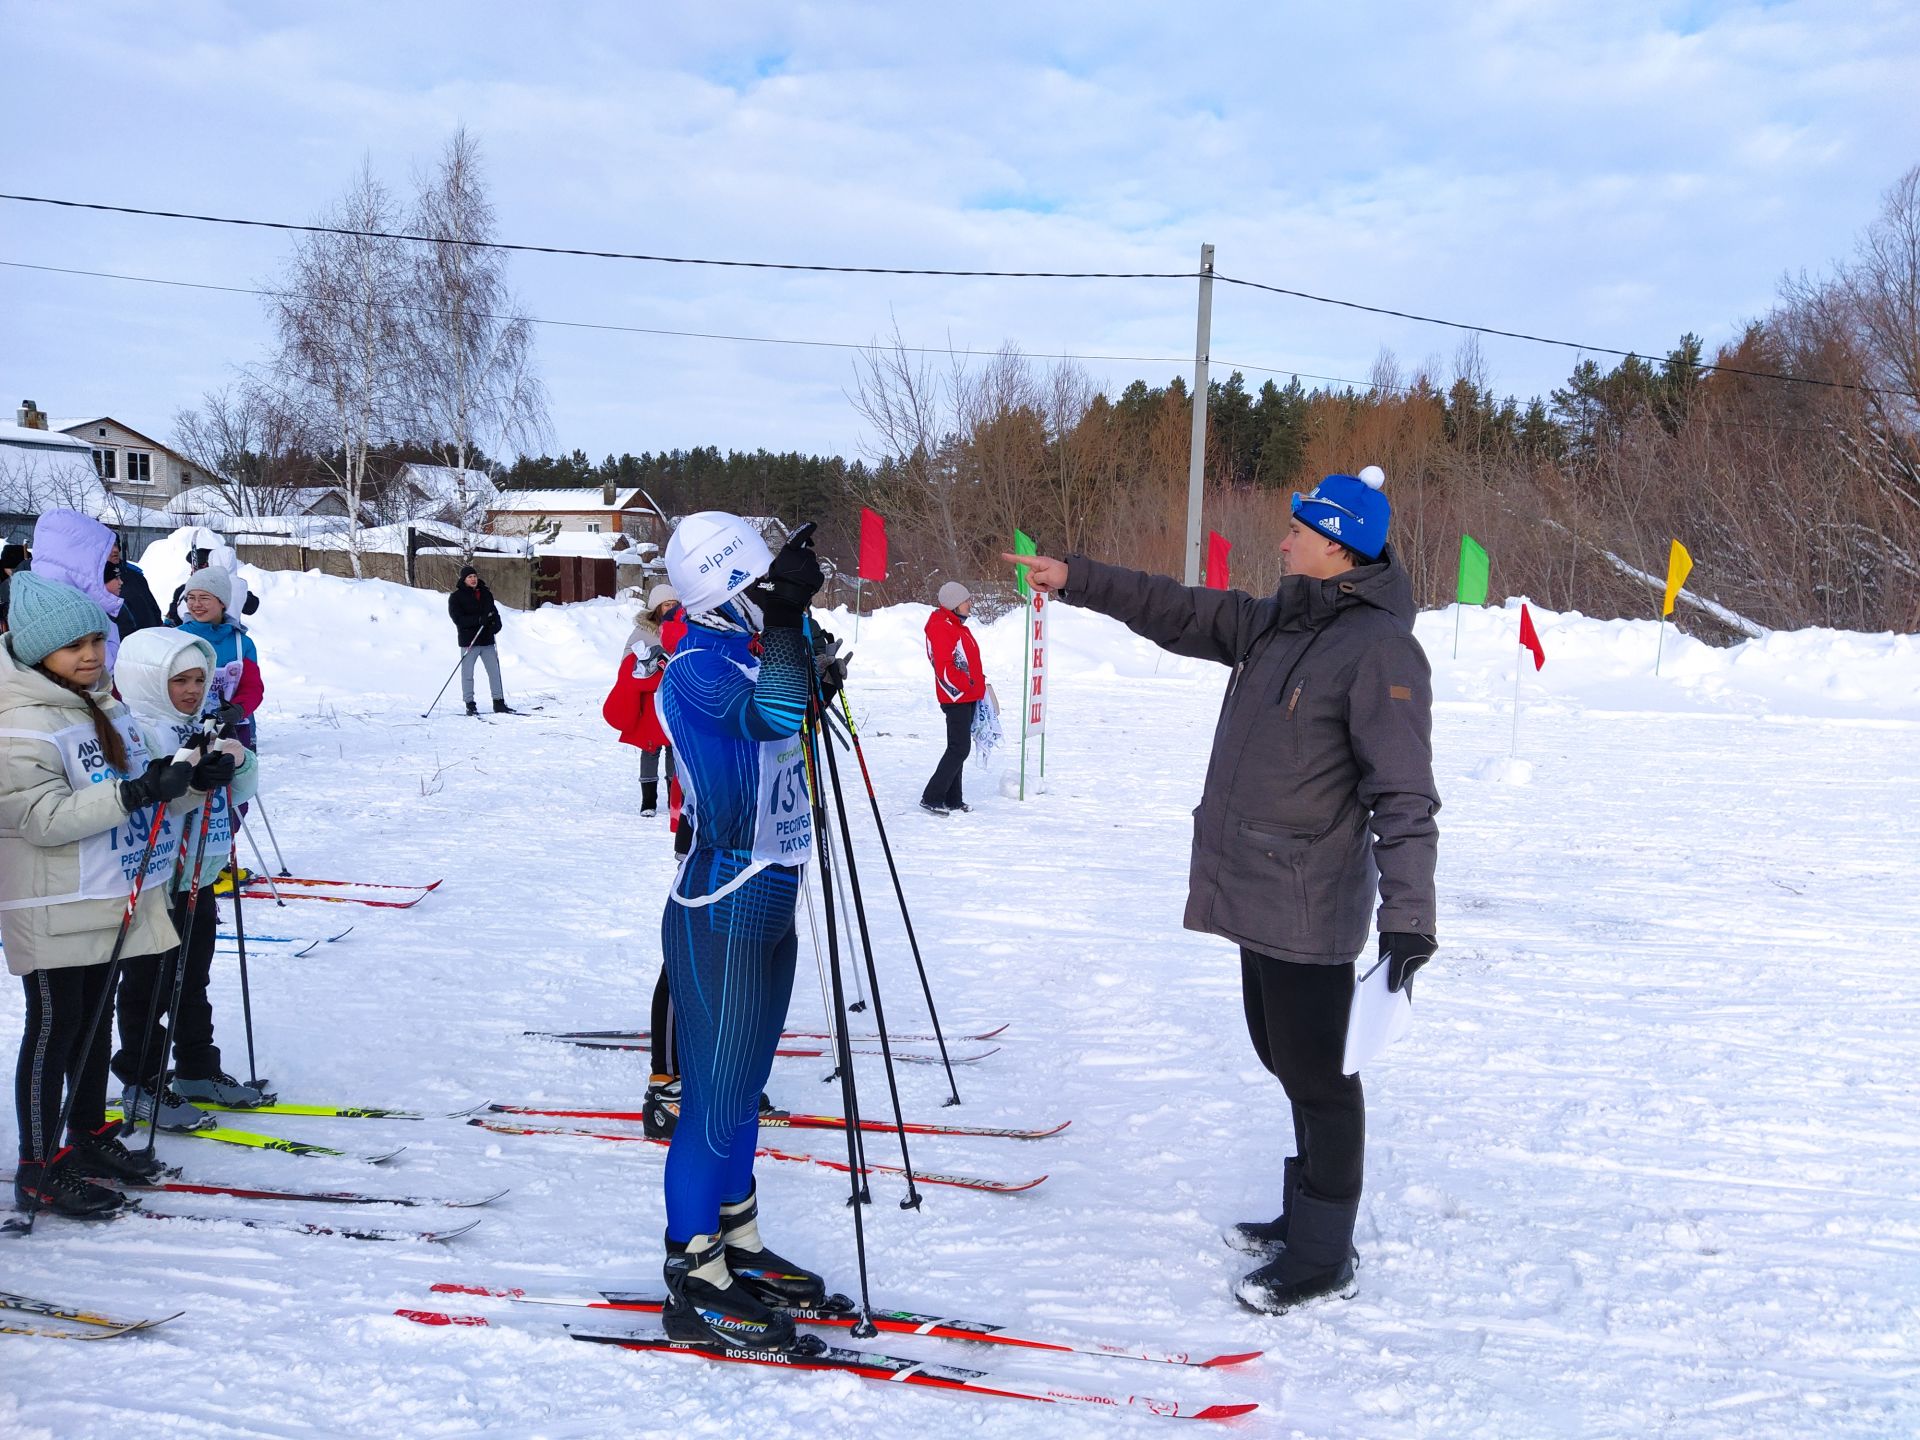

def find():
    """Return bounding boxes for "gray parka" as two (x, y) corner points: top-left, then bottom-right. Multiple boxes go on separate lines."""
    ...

(1062, 548), (1440, 964)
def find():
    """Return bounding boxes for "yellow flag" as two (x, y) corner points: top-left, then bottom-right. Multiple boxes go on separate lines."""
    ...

(1662, 540), (1692, 617)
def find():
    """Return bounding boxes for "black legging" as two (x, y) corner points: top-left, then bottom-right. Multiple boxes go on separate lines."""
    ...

(650, 964), (677, 1079)
(113, 897), (222, 1089)
(1240, 949), (1364, 1201)
(15, 963), (116, 1164)
(922, 701), (977, 808)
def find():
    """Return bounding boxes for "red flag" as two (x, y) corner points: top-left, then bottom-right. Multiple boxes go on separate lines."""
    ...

(857, 507), (888, 582)
(1204, 530), (1231, 590)
(1518, 603), (1545, 671)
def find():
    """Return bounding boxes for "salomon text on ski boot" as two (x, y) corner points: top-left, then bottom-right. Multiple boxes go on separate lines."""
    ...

(662, 1231), (799, 1350)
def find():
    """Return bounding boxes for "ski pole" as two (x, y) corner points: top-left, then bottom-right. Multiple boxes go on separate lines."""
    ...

(833, 684), (963, 1104)
(827, 836), (870, 1014)
(796, 698), (879, 1339)
(24, 745), (191, 1232)
(142, 774), (220, 1161)
(421, 637), (480, 719)
(126, 788), (204, 1140)
(229, 808), (264, 1092)
(806, 654), (930, 1202)
(253, 794), (292, 877)
(239, 823), (286, 905)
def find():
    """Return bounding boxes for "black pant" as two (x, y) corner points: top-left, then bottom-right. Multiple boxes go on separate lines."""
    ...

(922, 701), (977, 808)
(113, 897), (222, 1089)
(650, 963), (677, 1080)
(1240, 949), (1364, 1201)
(15, 964), (115, 1163)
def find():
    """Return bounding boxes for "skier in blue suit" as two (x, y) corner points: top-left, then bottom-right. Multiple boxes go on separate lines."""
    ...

(655, 512), (827, 1352)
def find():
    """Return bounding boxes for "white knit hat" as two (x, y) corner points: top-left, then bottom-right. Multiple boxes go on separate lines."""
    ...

(937, 581), (970, 610)
(664, 512), (773, 616)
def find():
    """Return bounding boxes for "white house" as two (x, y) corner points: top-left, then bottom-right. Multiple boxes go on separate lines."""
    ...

(1, 413), (175, 535)
(486, 485), (663, 540)
(30, 403), (213, 504)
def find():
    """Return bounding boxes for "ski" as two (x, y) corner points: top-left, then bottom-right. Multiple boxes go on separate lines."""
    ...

(220, 925), (354, 944)
(468, 1118), (1045, 1193)
(197, 1100), (484, 1121)
(0, 1315), (177, 1340)
(133, 1209), (478, 1244)
(539, 1023), (1009, 1044)
(234, 882), (434, 910)
(396, 1310), (1255, 1420)
(526, 1032), (999, 1065)
(109, 1178), (508, 1208)
(106, 1110), (404, 1163)
(486, 1101), (1067, 1141)
(431, 1283), (1261, 1368)
(241, 875), (441, 894)
(0, 1289), (184, 1335)
(220, 936), (319, 956)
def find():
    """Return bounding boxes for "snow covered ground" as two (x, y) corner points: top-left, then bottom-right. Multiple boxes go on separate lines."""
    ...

(4, 533), (1918, 1438)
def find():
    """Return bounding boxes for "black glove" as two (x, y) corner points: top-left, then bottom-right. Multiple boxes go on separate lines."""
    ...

(118, 758), (194, 812)
(747, 524), (825, 630)
(811, 628), (850, 706)
(211, 701), (246, 734)
(1379, 932), (1437, 998)
(191, 750), (238, 791)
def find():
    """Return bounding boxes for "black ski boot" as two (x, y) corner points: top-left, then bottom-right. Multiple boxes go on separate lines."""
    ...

(493, 698), (515, 715)
(1225, 1156), (1300, 1261)
(643, 1079), (680, 1139)
(66, 1121), (171, 1182)
(13, 1151), (126, 1218)
(1234, 1188), (1360, 1314)
(465, 700), (479, 716)
(719, 1186), (832, 1310)
(662, 1231), (799, 1350)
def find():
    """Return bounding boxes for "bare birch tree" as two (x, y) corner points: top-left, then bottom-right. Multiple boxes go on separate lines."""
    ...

(266, 159), (416, 576)
(409, 127), (548, 554)
(172, 381), (315, 518)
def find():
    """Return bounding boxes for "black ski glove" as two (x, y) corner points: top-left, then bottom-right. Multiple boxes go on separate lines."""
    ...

(1379, 932), (1437, 998)
(191, 750), (238, 791)
(210, 700), (246, 735)
(811, 628), (850, 706)
(747, 524), (825, 630)
(119, 757), (194, 812)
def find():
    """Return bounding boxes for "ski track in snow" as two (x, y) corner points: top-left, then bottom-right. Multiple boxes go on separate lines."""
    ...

(4, 555), (1919, 1439)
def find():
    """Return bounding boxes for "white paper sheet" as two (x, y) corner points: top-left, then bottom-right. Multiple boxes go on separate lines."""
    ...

(1342, 953), (1414, 1075)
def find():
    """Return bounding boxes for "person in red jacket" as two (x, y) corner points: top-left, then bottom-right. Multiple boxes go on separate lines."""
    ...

(921, 581), (986, 815)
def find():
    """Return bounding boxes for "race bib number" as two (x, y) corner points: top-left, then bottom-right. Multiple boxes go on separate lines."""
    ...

(53, 719), (180, 898)
(752, 734), (813, 866)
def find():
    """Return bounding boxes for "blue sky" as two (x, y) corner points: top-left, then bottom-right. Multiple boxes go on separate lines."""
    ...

(3, 0), (1916, 461)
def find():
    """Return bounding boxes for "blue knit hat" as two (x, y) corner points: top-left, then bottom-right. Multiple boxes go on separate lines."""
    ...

(1291, 466), (1391, 561)
(7, 571), (111, 667)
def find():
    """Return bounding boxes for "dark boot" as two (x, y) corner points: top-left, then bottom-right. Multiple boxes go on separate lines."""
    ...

(1234, 1188), (1360, 1314)
(1225, 1155), (1300, 1260)
(641, 780), (659, 817)
(65, 1121), (169, 1183)
(493, 698), (513, 714)
(465, 700), (479, 716)
(662, 1231), (798, 1350)
(718, 1186), (831, 1310)
(13, 1151), (126, 1219)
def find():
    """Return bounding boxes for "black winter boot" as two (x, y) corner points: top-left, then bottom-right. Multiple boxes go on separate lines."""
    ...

(465, 700), (478, 716)
(1234, 1188), (1360, 1314)
(493, 698), (513, 714)
(66, 1121), (170, 1182)
(718, 1186), (833, 1310)
(641, 780), (659, 817)
(662, 1231), (799, 1350)
(1225, 1155), (1300, 1260)
(13, 1151), (126, 1218)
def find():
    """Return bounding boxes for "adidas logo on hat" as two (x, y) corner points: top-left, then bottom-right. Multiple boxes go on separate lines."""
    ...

(727, 568), (751, 589)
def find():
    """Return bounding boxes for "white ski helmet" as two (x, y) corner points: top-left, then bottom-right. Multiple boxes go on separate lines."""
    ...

(665, 511), (774, 616)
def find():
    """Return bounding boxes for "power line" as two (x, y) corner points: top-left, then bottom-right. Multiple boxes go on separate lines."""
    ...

(4, 189), (1912, 402)
(0, 257), (1377, 390)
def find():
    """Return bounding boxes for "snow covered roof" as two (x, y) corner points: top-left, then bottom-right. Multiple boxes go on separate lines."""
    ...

(50, 415), (189, 461)
(165, 484), (352, 519)
(0, 422), (94, 453)
(530, 530), (644, 560)
(489, 487), (649, 514)
(395, 464), (500, 508)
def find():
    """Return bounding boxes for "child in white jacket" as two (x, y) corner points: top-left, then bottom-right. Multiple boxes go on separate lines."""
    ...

(0, 573), (211, 1218)
(110, 627), (263, 1125)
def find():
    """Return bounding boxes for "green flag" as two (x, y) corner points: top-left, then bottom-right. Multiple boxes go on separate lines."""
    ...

(1457, 534), (1490, 606)
(1013, 529), (1036, 599)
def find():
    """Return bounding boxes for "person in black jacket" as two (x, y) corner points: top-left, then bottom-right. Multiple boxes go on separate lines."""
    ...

(447, 565), (510, 715)
(106, 540), (165, 638)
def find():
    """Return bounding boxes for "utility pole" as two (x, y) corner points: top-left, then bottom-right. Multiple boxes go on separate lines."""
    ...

(1183, 243), (1215, 585)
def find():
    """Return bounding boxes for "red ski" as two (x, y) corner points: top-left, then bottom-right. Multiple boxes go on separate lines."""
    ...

(486, 1101), (1067, 1141)
(467, 1117), (1044, 1193)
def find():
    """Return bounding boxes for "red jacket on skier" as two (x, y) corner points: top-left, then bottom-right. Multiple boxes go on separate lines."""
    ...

(924, 605), (986, 705)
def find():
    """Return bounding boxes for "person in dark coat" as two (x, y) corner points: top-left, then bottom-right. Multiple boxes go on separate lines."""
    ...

(1005, 467), (1440, 1317)
(106, 540), (164, 638)
(447, 565), (509, 715)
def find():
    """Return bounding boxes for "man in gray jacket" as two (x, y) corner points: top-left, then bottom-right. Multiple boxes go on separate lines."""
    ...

(1006, 468), (1439, 1313)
